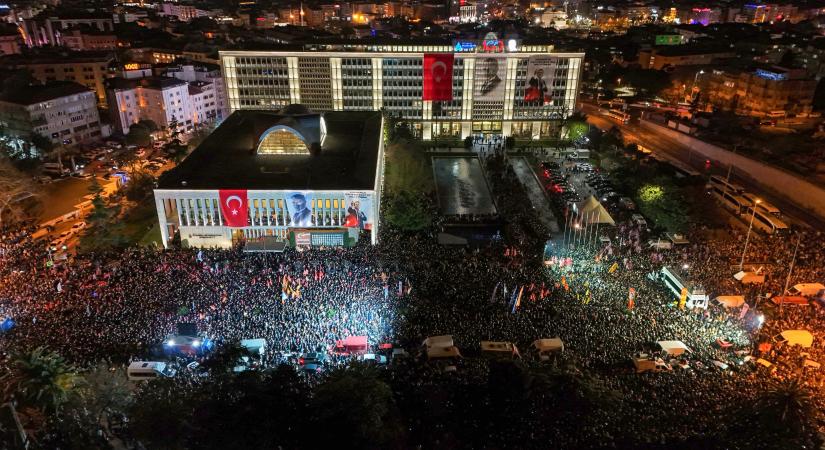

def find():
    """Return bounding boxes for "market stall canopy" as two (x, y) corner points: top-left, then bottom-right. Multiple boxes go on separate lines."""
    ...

(733, 271), (765, 284)
(657, 340), (692, 356)
(533, 338), (564, 353)
(577, 196), (615, 225)
(716, 295), (746, 308)
(780, 330), (814, 348)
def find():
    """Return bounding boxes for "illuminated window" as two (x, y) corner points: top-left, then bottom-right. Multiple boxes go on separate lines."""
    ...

(257, 127), (309, 155)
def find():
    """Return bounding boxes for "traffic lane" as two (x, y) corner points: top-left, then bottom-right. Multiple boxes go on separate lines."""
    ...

(580, 105), (824, 230)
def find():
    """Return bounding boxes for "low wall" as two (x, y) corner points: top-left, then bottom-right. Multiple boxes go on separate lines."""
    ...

(639, 119), (825, 221)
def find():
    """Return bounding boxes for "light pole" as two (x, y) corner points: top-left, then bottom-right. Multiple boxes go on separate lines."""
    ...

(739, 199), (760, 271)
(780, 235), (801, 317)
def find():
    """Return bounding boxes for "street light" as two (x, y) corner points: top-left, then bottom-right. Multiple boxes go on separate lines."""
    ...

(739, 199), (761, 271)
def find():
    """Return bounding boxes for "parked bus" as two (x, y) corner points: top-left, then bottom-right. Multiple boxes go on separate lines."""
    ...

(740, 193), (781, 216)
(710, 185), (748, 214)
(747, 207), (789, 235)
(606, 109), (630, 123)
(660, 266), (709, 309)
(707, 175), (745, 194)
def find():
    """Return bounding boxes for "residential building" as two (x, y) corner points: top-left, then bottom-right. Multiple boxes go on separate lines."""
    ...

(21, 12), (114, 47)
(637, 46), (736, 70)
(154, 107), (384, 249)
(705, 67), (816, 117)
(106, 74), (223, 135)
(0, 52), (115, 105)
(220, 37), (584, 140)
(61, 26), (117, 51)
(0, 24), (23, 55)
(161, 3), (209, 22)
(0, 81), (103, 145)
(163, 63), (229, 122)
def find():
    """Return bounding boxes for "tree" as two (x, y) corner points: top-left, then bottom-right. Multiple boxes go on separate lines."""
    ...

(163, 139), (189, 163)
(129, 379), (193, 449)
(78, 178), (126, 252)
(384, 191), (431, 231)
(754, 380), (816, 435)
(137, 119), (159, 132)
(198, 340), (253, 377)
(123, 169), (155, 202)
(0, 157), (38, 229)
(1, 347), (83, 415)
(311, 366), (404, 449)
(384, 141), (432, 194)
(126, 123), (152, 147)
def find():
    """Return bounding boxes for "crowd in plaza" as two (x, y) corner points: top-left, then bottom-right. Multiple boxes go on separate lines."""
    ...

(1, 153), (824, 447)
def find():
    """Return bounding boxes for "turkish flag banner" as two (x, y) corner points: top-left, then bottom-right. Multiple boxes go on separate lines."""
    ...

(422, 53), (454, 101)
(218, 189), (249, 228)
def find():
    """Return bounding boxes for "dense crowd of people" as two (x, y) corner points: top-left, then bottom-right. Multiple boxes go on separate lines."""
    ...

(1, 152), (824, 447)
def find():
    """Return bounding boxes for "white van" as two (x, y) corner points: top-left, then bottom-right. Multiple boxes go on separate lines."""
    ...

(127, 361), (175, 381)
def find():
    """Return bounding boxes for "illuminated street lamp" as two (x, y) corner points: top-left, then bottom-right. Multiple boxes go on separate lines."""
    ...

(739, 199), (761, 271)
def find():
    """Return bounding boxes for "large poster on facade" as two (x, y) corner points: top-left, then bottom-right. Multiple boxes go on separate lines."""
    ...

(286, 192), (314, 227)
(473, 56), (506, 101)
(524, 55), (557, 105)
(422, 53), (454, 101)
(343, 192), (372, 231)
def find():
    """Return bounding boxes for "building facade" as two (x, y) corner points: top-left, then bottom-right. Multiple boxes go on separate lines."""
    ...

(107, 76), (201, 135)
(705, 67), (816, 117)
(163, 63), (230, 123)
(21, 13), (114, 47)
(220, 38), (584, 140)
(2, 52), (115, 105)
(154, 108), (384, 249)
(0, 81), (103, 145)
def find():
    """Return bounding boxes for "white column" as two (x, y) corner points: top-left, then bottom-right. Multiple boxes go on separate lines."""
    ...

(462, 58), (474, 121)
(155, 193), (170, 248)
(287, 56), (301, 104)
(372, 57), (383, 110)
(330, 57), (343, 111)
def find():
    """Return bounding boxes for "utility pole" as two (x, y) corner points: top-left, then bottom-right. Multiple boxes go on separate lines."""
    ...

(739, 200), (760, 271)
(780, 235), (801, 317)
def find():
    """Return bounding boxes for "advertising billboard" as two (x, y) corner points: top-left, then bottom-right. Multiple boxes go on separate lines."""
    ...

(286, 192), (314, 227)
(473, 56), (505, 101)
(344, 192), (372, 230)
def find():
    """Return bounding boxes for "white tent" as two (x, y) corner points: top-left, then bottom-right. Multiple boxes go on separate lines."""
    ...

(716, 295), (746, 308)
(657, 340), (692, 356)
(424, 335), (462, 359)
(576, 196), (615, 225)
(779, 330), (814, 348)
(734, 271), (765, 284)
(533, 338), (564, 353)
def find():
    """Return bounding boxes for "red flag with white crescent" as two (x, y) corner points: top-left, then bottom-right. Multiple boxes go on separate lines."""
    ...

(423, 53), (454, 101)
(219, 189), (248, 227)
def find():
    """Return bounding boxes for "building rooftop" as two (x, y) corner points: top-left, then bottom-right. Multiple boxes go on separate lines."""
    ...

(0, 50), (115, 65)
(0, 81), (93, 105)
(157, 108), (382, 191)
(107, 76), (188, 91)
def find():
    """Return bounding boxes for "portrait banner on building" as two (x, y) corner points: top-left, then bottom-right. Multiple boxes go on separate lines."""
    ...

(422, 53), (454, 101)
(344, 192), (372, 230)
(473, 56), (506, 100)
(524, 55), (557, 105)
(218, 189), (249, 228)
(286, 192), (315, 227)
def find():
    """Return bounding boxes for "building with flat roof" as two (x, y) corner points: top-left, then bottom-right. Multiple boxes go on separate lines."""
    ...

(0, 51), (115, 105)
(705, 66), (816, 117)
(220, 36), (584, 140)
(0, 81), (103, 145)
(154, 105), (384, 249)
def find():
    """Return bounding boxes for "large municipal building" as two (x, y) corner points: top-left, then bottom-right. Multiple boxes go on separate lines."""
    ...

(154, 105), (384, 249)
(220, 35), (584, 140)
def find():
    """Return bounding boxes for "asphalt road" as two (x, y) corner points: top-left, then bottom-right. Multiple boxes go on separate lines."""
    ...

(579, 102), (825, 231)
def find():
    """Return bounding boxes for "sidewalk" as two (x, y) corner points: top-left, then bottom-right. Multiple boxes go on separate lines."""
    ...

(510, 156), (560, 234)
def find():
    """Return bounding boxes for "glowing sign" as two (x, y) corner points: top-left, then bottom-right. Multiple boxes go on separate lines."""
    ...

(755, 69), (787, 81)
(124, 63), (140, 70)
(454, 41), (476, 52)
(482, 39), (504, 52)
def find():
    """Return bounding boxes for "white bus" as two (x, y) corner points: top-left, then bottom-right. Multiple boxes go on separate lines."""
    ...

(740, 193), (781, 216)
(710, 185), (748, 215)
(748, 207), (789, 235)
(707, 175), (744, 194)
(606, 109), (630, 123)
(661, 266), (709, 309)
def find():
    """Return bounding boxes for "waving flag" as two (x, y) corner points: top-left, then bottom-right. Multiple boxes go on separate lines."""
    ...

(423, 53), (454, 101)
(219, 190), (248, 227)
